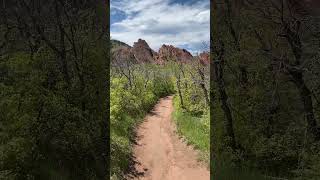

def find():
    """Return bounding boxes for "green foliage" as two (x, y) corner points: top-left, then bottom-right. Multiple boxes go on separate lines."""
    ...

(110, 65), (175, 179)
(1, 1), (109, 179)
(212, 160), (275, 180)
(168, 60), (210, 164)
(212, 1), (320, 179)
(0, 44), (108, 179)
(110, 59), (210, 178)
(170, 62), (209, 114)
(173, 96), (209, 164)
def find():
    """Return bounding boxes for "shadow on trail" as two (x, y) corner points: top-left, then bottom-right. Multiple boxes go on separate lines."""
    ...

(125, 155), (146, 179)
(125, 96), (172, 179)
(125, 120), (146, 179)
(148, 110), (162, 118)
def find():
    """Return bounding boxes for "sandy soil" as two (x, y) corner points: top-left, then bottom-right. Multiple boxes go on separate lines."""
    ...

(127, 96), (209, 180)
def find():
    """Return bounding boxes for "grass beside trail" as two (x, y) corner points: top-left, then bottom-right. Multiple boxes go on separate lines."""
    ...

(172, 95), (283, 180)
(172, 95), (210, 165)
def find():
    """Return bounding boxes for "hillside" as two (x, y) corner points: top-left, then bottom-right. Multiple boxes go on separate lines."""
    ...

(111, 39), (131, 48)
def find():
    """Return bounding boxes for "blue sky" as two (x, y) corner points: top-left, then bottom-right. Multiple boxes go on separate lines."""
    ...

(110, 0), (210, 54)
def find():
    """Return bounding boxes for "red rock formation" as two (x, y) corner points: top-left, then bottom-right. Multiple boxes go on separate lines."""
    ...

(155, 44), (193, 64)
(131, 39), (156, 63)
(111, 46), (137, 65)
(111, 39), (209, 66)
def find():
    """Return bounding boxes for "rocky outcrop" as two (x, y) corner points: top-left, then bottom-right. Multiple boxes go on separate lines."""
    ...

(131, 39), (157, 63)
(155, 44), (193, 64)
(111, 46), (137, 65)
(111, 39), (209, 66)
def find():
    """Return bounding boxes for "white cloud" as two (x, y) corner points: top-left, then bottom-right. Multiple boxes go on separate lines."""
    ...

(110, 0), (209, 53)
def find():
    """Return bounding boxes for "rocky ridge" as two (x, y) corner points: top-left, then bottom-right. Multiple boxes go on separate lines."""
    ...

(111, 39), (209, 65)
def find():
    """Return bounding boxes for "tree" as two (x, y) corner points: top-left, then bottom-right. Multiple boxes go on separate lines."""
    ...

(0, 0), (109, 179)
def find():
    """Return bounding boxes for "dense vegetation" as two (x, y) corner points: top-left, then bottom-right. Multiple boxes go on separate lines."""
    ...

(0, 1), (109, 179)
(211, 0), (320, 179)
(110, 44), (210, 179)
(171, 61), (210, 164)
(110, 63), (175, 179)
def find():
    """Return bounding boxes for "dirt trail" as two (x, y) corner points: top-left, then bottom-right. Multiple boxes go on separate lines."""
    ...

(128, 96), (209, 180)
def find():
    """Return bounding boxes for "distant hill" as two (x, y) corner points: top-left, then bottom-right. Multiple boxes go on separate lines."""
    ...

(111, 39), (131, 49)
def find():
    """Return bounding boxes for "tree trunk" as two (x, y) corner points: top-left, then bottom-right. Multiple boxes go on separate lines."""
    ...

(213, 41), (237, 149)
(197, 67), (210, 106)
(214, 63), (236, 149)
(212, 0), (237, 150)
(285, 22), (320, 140)
(176, 74), (184, 109)
(289, 69), (320, 140)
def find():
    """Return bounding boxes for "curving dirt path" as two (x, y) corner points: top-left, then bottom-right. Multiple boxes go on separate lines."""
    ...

(127, 96), (209, 180)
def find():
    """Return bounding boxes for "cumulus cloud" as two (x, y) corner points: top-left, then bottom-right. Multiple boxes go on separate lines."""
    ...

(110, 0), (209, 53)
